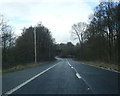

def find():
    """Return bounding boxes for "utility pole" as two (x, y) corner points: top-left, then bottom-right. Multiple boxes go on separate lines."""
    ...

(34, 27), (37, 63)
(49, 44), (50, 60)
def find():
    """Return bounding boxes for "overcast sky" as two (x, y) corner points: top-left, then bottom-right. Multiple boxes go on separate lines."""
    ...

(0, 0), (100, 44)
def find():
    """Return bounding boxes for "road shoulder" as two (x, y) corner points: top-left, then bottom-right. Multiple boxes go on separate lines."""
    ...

(74, 59), (120, 73)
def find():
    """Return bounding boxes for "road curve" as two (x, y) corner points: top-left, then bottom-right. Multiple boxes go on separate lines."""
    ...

(2, 58), (119, 95)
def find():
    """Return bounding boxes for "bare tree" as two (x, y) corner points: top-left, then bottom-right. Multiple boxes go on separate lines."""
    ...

(0, 14), (15, 65)
(71, 22), (87, 45)
(0, 15), (15, 49)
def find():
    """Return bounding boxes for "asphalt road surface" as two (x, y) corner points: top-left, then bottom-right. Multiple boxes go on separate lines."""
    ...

(2, 58), (120, 95)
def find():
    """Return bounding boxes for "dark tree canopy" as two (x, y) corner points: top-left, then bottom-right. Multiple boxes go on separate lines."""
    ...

(2, 23), (56, 69)
(70, 1), (119, 65)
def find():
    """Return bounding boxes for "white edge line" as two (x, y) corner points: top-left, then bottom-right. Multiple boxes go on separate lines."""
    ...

(81, 62), (120, 73)
(4, 63), (58, 95)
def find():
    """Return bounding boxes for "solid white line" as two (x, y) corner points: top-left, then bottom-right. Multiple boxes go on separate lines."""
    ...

(5, 63), (58, 95)
(81, 62), (120, 73)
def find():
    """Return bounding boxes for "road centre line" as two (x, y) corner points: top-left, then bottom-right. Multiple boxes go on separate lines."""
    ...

(67, 59), (80, 75)
(67, 59), (95, 94)
(4, 63), (59, 95)
(76, 73), (82, 79)
(67, 60), (72, 67)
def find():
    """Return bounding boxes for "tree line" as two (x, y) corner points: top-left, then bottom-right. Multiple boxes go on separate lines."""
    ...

(1, 1), (119, 69)
(57, 1), (120, 65)
(1, 16), (56, 69)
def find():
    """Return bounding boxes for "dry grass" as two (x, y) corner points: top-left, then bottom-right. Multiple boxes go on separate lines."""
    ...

(2, 61), (50, 74)
(79, 61), (120, 73)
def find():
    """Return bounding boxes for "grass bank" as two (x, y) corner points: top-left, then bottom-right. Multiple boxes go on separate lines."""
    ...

(2, 61), (55, 74)
(74, 59), (120, 73)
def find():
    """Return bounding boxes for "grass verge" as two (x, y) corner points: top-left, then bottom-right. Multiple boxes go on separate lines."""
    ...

(74, 59), (120, 73)
(2, 61), (54, 74)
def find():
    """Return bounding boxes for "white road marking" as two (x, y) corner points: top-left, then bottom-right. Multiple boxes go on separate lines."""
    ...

(87, 88), (90, 90)
(67, 59), (72, 67)
(67, 59), (95, 94)
(76, 73), (81, 79)
(67, 59), (81, 78)
(72, 67), (78, 73)
(80, 62), (120, 73)
(4, 63), (59, 95)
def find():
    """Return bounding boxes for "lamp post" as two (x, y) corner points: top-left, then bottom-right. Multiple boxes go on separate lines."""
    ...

(34, 27), (37, 63)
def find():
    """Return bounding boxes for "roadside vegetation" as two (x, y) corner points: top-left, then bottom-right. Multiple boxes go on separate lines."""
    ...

(2, 61), (51, 74)
(78, 60), (120, 72)
(56, 2), (120, 72)
(1, 1), (119, 73)
(0, 15), (56, 71)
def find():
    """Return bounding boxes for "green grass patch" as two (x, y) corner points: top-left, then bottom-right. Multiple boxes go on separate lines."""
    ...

(2, 61), (53, 74)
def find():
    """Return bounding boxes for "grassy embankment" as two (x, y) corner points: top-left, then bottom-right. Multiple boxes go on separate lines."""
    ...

(2, 61), (53, 74)
(75, 59), (120, 73)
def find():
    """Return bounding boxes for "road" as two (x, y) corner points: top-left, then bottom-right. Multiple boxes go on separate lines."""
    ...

(2, 58), (120, 95)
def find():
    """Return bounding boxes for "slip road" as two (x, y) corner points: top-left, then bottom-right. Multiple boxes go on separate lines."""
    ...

(2, 59), (119, 94)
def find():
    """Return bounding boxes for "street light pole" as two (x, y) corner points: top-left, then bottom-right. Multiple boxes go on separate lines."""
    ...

(34, 27), (37, 63)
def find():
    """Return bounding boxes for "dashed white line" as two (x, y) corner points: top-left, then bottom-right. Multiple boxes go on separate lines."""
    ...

(76, 73), (82, 79)
(67, 59), (95, 94)
(4, 63), (59, 95)
(67, 60), (72, 67)
(67, 59), (81, 78)
(87, 88), (90, 90)
(72, 67), (78, 73)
